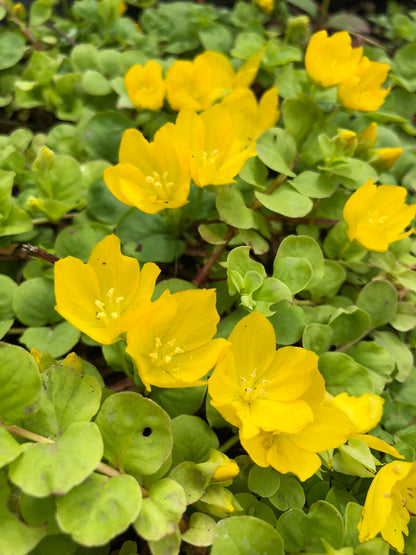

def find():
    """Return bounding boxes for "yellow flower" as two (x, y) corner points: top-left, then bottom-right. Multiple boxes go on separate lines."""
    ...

(337, 56), (391, 112)
(232, 53), (262, 89)
(201, 449), (240, 482)
(103, 125), (191, 214)
(175, 104), (256, 188)
(124, 60), (166, 111)
(356, 122), (378, 154)
(256, 0), (274, 14)
(371, 147), (403, 171)
(358, 460), (416, 552)
(166, 51), (234, 112)
(240, 403), (354, 481)
(126, 289), (229, 391)
(220, 87), (279, 144)
(54, 235), (160, 345)
(208, 311), (326, 440)
(343, 178), (416, 252)
(305, 30), (363, 87)
(329, 392), (403, 458)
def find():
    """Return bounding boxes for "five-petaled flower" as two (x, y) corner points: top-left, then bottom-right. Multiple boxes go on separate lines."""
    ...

(54, 234), (160, 344)
(358, 460), (416, 553)
(126, 288), (229, 390)
(124, 60), (166, 111)
(343, 178), (416, 252)
(103, 125), (190, 214)
(305, 30), (363, 87)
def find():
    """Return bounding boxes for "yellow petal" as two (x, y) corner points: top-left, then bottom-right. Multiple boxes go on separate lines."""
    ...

(267, 434), (322, 481)
(250, 398), (314, 434)
(330, 392), (384, 434)
(356, 434), (404, 459)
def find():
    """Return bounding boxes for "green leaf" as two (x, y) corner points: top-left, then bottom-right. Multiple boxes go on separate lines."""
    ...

(171, 415), (219, 468)
(13, 277), (59, 327)
(20, 322), (81, 358)
(0, 427), (22, 468)
(318, 352), (374, 395)
(95, 391), (172, 476)
(0, 170), (14, 223)
(247, 466), (280, 498)
(216, 187), (257, 230)
(150, 386), (206, 418)
(347, 341), (395, 394)
(82, 71), (113, 96)
(226, 245), (266, 296)
(233, 493), (277, 526)
(0, 31), (26, 70)
(30, 0), (52, 25)
(269, 474), (305, 511)
(56, 473), (142, 546)
(291, 171), (335, 199)
(181, 512), (217, 547)
(256, 128), (296, 177)
(84, 111), (132, 163)
(0, 274), (18, 320)
(55, 225), (98, 262)
(169, 461), (209, 505)
(255, 184), (313, 217)
(71, 44), (101, 72)
(87, 179), (129, 225)
(273, 256), (312, 294)
(391, 301), (416, 332)
(302, 323), (333, 355)
(373, 330), (413, 382)
(328, 306), (371, 346)
(0, 343), (41, 422)
(9, 422), (103, 497)
(134, 478), (186, 541)
(307, 259), (346, 300)
(0, 471), (46, 554)
(274, 235), (324, 288)
(356, 280), (397, 327)
(320, 158), (377, 190)
(268, 301), (305, 345)
(282, 97), (323, 148)
(239, 157), (268, 188)
(211, 515), (284, 555)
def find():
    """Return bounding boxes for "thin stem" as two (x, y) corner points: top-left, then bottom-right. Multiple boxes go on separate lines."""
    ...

(193, 227), (234, 287)
(114, 340), (133, 379)
(219, 433), (240, 454)
(0, 0), (43, 50)
(187, 187), (203, 225)
(20, 244), (59, 264)
(318, 0), (331, 25)
(44, 21), (77, 46)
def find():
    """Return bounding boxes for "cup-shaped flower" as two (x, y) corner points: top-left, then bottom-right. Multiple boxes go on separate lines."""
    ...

(371, 147), (403, 171)
(175, 105), (256, 187)
(337, 56), (391, 112)
(166, 51), (234, 112)
(305, 30), (363, 87)
(356, 122), (378, 154)
(208, 311), (326, 440)
(126, 288), (229, 390)
(54, 234), (160, 344)
(103, 124), (191, 214)
(240, 402), (354, 481)
(124, 60), (165, 111)
(329, 392), (403, 458)
(358, 460), (416, 552)
(343, 178), (416, 252)
(220, 87), (280, 144)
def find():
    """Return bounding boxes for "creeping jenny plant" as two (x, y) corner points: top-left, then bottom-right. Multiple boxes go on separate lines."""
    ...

(2, 2), (416, 554)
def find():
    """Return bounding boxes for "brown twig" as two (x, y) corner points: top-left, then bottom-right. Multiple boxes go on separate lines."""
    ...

(20, 244), (59, 264)
(44, 20), (78, 46)
(0, 0), (43, 50)
(193, 228), (234, 287)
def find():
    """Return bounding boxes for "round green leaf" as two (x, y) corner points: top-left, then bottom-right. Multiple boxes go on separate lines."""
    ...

(291, 171), (335, 198)
(256, 128), (296, 177)
(55, 225), (98, 262)
(255, 184), (313, 217)
(95, 391), (172, 476)
(13, 277), (59, 326)
(356, 280), (398, 327)
(273, 256), (312, 294)
(82, 70), (112, 96)
(0, 275), (18, 320)
(234, 493), (277, 526)
(268, 301), (305, 346)
(318, 352), (374, 396)
(302, 323), (333, 355)
(9, 422), (103, 497)
(211, 515), (284, 555)
(216, 187), (257, 230)
(71, 44), (100, 72)
(0, 343), (41, 422)
(19, 322), (81, 358)
(391, 301), (416, 332)
(134, 478), (186, 541)
(274, 235), (324, 288)
(56, 473), (142, 546)
(171, 415), (219, 468)
(247, 465), (280, 498)
(87, 179), (130, 225)
(373, 330), (413, 382)
(329, 306), (371, 346)
(0, 427), (22, 468)
(150, 385), (206, 418)
(169, 461), (209, 505)
(269, 474), (305, 511)
(181, 512), (216, 547)
(0, 31), (26, 70)
(307, 260), (346, 300)
(83, 111), (132, 163)
(0, 471), (46, 555)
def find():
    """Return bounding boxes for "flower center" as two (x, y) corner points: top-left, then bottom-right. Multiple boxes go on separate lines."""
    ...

(201, 149), (219, 165)
(145, 171), (175, 199)
(95, 288), (124, 322)
(148, 336), (184, 369)
(366, 209), (389, 225)
(239, 368), (268, 404)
